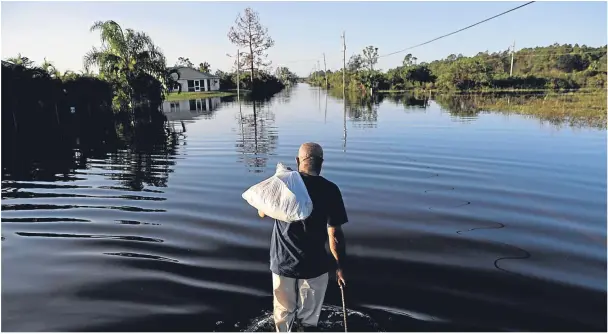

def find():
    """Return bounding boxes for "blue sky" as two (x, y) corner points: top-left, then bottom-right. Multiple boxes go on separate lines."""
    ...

(2, 1), (606, 76)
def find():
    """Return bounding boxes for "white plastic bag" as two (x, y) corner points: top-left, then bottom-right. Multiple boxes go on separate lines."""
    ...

(242, 163), (313, 222)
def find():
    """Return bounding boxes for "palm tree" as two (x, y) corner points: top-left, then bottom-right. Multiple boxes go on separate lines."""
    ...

(41, 58), (61, 79)
(6, 53), (34, 68)
(83, 20), (179, 112)
(61, 70), (77, 81)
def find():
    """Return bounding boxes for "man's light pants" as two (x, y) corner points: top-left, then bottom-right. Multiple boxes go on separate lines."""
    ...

(272, 272), (329, 332)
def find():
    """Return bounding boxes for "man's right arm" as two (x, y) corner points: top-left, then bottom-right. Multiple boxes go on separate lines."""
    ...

(327, 184), (348, 286)
(328, 225), (346, 286)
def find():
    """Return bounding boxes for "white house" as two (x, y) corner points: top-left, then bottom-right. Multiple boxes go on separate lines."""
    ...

(169, 67), (220, 92)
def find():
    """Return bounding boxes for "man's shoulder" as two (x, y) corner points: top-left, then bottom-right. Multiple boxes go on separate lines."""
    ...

(324, 177), (341, 190)
(300, 173), (343, 195)
(312, 175), (340, 190)
(318, 177), (344, 199)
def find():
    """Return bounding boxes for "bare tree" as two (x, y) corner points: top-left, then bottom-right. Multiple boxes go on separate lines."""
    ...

(228, 7), (275, 87)
(176, 57), (194, 68)
(362, 46), (379, 71)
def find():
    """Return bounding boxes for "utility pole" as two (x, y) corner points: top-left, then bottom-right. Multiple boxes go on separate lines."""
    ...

(323, 53), (328, 88)
(510, 40), (515, 77)
(227, 50), (240, 100)
(317, 60), (321, 88)
(237, 49), (240, 100)
(341, 31), (346, 98)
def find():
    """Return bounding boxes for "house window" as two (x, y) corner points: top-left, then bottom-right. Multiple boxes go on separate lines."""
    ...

(187, 80), (203, 92)
(169, 102), (179, 112)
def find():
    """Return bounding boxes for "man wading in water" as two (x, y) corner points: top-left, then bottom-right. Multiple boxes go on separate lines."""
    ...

(258, 142), (348, 332)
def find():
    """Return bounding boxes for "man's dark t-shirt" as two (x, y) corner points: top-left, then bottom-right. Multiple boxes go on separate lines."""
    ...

(270, 172), (348, 279)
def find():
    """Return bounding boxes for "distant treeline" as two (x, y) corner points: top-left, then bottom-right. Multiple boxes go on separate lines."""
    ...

(308, 43), (607, 93)
(3, 16), (295, 139)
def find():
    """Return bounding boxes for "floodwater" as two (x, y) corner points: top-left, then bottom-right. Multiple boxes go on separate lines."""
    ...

(2, 84), (606, 331)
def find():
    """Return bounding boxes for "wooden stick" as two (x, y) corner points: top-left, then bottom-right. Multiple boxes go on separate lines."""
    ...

(339, 285), (347, 332)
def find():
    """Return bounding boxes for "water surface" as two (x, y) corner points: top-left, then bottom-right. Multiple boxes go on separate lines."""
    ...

(2, 84), (606, 331)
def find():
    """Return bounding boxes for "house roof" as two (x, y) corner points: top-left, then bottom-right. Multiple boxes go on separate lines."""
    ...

(169, 67), (219, 80)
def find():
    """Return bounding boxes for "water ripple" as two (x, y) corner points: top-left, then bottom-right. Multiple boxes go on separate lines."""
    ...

(15, 232), (164, 243)
(2, 204), (166, 213)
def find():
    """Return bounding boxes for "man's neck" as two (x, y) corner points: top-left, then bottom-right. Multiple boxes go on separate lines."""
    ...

(299, 169), (319, 176)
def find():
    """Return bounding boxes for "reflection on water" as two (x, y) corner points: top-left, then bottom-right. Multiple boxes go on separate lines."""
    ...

(328, 90), (381, 129)
(162, 97), (222, 121)
(332, 91), (430, 130)
(347, 97), (379, 129)
(434, 92), (606, 128)
(385, 93), (431, 111)
(342, 98), (347, 153)
(434, 94), (484, 122)
(234, 101), (278, 173)
(3, 121), (181, 190)
(2, 84), (606, 332)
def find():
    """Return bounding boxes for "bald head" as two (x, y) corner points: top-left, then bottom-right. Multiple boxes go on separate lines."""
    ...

(297, 142), (324, 175)
(298, 142), (323, 160)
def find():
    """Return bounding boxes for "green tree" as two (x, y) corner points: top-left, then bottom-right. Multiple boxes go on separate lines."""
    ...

(83, 20), (177, 112)
(6, 53), (35, 68)
(402, 53), (417, 68)
(386, 66), (406, 90)
(347, 55), (364, 72)
(438, 57), (491, 90)
(198, 61), (211, 73)
(41, 58), (61, 79)
(556, 54), (586, 72)
(275, 66), (298, 85)
(405, 64), (435, 87)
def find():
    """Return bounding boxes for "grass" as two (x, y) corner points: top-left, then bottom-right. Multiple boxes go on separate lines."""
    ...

(455, 90), (607, 129)
(380, 88), (606, 128)
(165, 90), (246, 101)
(379, 87), (605, 94)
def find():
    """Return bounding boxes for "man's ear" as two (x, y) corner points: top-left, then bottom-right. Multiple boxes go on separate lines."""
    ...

(295, 157), (300, 165)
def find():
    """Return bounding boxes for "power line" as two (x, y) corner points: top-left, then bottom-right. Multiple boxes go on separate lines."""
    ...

(378, 1), (536, 58)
